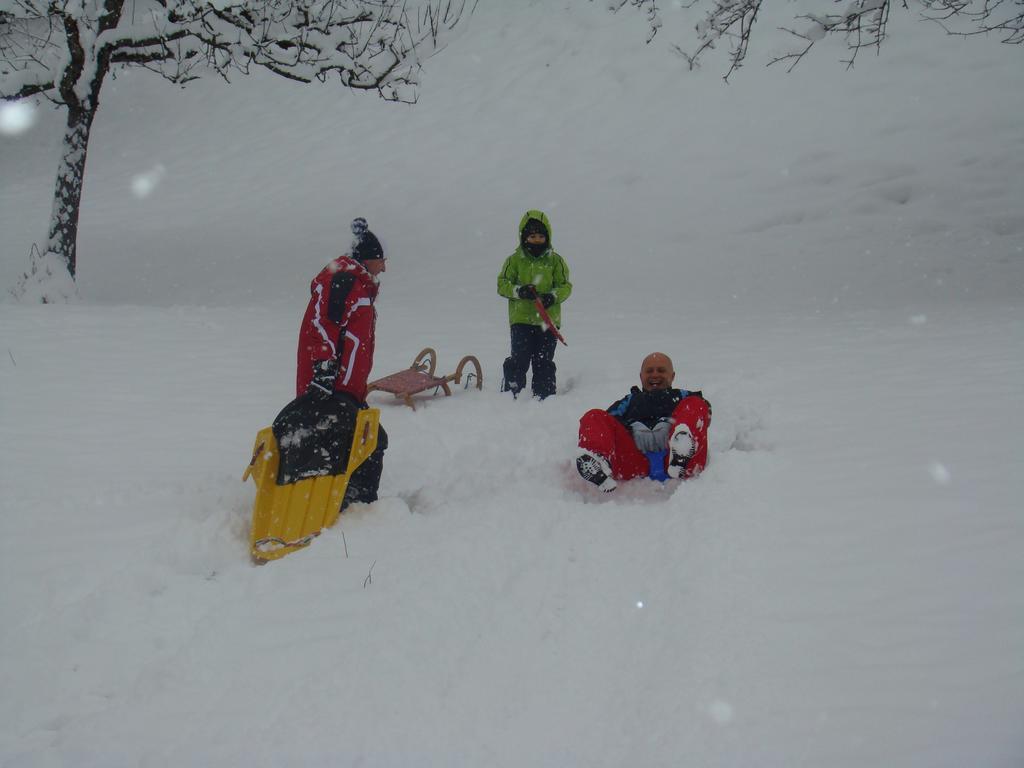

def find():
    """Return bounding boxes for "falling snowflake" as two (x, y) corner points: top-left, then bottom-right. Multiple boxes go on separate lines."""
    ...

(0, 101), (36, 136)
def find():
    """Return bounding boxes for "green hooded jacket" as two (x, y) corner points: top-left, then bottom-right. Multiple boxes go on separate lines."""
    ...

(496, 210), (573, 328)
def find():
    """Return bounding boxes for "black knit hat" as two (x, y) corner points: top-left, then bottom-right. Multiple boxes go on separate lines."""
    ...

(350, 217), (384, 262)
(522, 217), (548, 240)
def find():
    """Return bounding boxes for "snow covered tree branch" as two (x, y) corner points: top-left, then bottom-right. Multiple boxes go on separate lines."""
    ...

(605, 0), (662, 43)
(0, 0), (475, 302)
(606, 1), (1022, 82)
(922, 0), (1024, 43)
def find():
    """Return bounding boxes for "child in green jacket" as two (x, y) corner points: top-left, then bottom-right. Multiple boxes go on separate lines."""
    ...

(496, 209), (572, 399)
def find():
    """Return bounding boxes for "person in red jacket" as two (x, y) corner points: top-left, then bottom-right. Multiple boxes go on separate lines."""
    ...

(280, 217), (388, 505)
(576, 352), (711, 492)
(296, 217), (385, 401)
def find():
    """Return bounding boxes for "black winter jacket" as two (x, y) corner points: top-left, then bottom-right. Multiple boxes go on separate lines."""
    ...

(607, 387), (708, 428)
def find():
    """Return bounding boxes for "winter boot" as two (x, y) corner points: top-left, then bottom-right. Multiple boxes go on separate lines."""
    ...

(576, 450), (617, 492)
(667, 423), (696, 479)
(501, 357), (525, 398)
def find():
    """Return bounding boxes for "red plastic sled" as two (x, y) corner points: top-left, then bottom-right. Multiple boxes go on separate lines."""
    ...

(367, 348), (483, 410)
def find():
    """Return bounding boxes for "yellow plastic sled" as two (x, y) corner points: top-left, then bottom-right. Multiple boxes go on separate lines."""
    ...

(243, 407), (380, 563)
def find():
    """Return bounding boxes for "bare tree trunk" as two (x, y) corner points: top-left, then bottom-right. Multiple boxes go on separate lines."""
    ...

(47, 102), (97, 280)
(11, 98), (96, 303)
(13, 10), (109, 302)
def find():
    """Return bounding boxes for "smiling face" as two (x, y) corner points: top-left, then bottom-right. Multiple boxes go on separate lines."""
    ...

(639, 353), (675, 392)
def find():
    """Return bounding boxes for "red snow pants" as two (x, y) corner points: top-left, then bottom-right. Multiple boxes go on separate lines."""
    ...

(578, 394), (710, 481)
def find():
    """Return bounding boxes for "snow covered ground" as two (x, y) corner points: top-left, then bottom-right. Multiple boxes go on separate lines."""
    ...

(2, 3), (1023, 766)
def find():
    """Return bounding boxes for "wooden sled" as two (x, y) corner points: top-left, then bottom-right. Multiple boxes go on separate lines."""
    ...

(367, 348), (483, 410)
(242, 407), (380, 563)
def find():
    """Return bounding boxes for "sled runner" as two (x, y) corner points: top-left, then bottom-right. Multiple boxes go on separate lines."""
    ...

(367, 347), (483, 410)
(243, 406), (380, 563)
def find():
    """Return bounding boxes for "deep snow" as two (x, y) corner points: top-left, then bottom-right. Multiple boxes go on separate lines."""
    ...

(1, 2), (1023, 766)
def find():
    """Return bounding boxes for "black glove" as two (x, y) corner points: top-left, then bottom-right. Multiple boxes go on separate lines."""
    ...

(308, 358), (338, 398)
(540, 293), (555, 309)
(516, 284), (538, 300)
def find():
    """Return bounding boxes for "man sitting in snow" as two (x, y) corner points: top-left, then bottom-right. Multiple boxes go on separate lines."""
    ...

(576, 352), (711, 492)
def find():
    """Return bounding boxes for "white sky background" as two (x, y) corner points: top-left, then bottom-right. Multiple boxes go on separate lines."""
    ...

(0, 3), (1023, 766)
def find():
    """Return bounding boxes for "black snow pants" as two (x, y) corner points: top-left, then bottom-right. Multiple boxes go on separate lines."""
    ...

(502, 323), (557, 399)
(344, 421), (387, 507)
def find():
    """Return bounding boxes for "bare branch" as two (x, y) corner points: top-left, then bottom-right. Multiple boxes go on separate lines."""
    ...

(769, 4), (895, 73)
(663, 0), (1020, 79)
(604, 0), (662, 44)
(672, 0), (763, 82)
(2, 79), (53, 98)
(922, 0), (1024, 43)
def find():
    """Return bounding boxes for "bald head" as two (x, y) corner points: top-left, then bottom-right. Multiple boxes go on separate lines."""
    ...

(640, 352), (675, 392)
